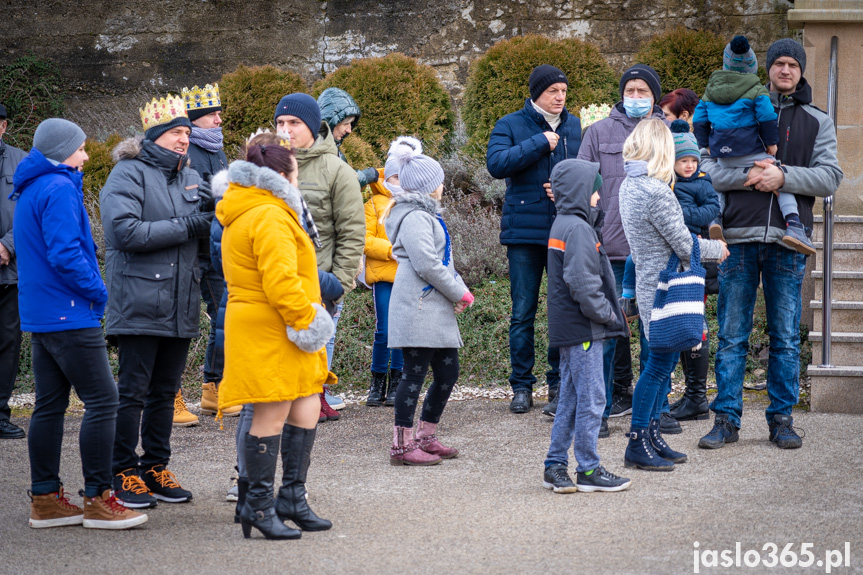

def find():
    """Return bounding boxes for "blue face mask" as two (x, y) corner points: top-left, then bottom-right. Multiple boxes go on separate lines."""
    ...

(623, 97), (652, 118)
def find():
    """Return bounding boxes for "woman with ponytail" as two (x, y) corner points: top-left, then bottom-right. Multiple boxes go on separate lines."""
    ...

(216, 132), (333, 539)
(381, 144), (474, 466)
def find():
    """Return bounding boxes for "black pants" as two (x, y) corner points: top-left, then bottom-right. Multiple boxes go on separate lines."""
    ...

(28, 327), (118, 496)
(0, 284), (22, 422)
(112, 335), (190, 474)
(200, 258), (225, 383)
(394, 347), (459, 428)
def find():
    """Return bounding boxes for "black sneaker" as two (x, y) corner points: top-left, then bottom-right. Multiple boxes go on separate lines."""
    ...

(143, 465), (193, 503)
(576, 465), (632, 492)
(609, 393), (632, 418)
(542, 464), (578, 494)
(542, 394), (558, 418)
(0, 419), (25, 439)
(598, 418), (609, 439)
(659, 412), (682, 435)
(510, 389), (533, 414)
(768, 414), (803, 449)
(113, 469), (158, 509)
(698, 414), (739, 449)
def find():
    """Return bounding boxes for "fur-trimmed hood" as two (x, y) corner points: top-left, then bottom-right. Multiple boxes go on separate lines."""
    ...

(216, 160), (305, 228)
(112, 135), (191, 176)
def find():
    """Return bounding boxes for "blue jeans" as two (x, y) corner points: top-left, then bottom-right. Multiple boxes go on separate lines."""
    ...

(507, 245), (559, 391)
(622, 255), (636, 296)
(601, 261), (646, 417)
(325, 303), (343, 372)
(711, 243), (806, 428)
(371, 282), (403, 373)
(631, 347), (679, 429)
(29, 328), (119, 496)
(235, 404), (254, 478)
(545, 343), (605, 472)
(200, 259), (226, 383)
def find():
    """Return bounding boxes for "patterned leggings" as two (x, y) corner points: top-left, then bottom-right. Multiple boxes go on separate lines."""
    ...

(393, 347), (459, 428)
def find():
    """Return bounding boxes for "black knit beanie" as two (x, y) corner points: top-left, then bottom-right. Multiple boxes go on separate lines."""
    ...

(619, 64), (662, 103)
(766, 38), (806, 74)
(145, 116), (192, 142)
(528, 65), (569, 102)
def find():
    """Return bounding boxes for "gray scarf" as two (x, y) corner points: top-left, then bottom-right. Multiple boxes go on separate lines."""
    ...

(189, 127), (224, 153)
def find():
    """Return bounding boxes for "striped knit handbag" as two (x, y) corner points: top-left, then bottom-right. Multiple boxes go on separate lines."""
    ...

(648, 234), (706, 354)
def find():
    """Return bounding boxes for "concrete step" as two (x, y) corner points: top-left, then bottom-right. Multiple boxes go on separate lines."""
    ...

(809, 332), (863, 365)
(812, 270), (863, 300)
(810, 300), (863, 332)
(813, 242), (863, 271)
(807, 365), (863, 413)
(812, 215), (863, 243)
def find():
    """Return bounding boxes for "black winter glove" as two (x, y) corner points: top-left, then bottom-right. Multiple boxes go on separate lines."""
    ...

(361, 167), (379, 184)
(197, 180), (215, 212)
(180, 212), (215, 239)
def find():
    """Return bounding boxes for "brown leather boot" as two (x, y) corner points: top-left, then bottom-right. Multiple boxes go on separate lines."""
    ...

(81, 489), (149, 530)
(28, 485), (84, 528)
(390, 426), (441, 466)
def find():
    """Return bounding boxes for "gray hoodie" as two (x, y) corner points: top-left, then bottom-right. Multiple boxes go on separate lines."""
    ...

(546, 159), (628, 348)
(384, 194), (468, 349)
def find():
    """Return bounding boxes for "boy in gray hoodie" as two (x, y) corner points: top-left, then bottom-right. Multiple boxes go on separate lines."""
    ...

(542, 159), (631, 493)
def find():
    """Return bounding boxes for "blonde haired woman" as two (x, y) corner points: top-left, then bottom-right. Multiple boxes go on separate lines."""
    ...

(618, 118), (728, 471)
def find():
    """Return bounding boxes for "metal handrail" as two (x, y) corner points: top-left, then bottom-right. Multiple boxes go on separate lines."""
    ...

(820, 35), (838, 368)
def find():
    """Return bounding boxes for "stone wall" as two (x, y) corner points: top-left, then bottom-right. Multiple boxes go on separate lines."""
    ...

(2, 0), (791, 119)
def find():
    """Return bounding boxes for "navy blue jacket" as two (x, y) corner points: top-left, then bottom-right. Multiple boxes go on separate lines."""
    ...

(487, 99), (581, 246)
(671, 170), (720, 236)
(12, 149), (108, 332)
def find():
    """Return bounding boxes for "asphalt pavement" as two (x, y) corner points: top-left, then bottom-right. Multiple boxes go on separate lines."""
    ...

(1, 396), (861, 575)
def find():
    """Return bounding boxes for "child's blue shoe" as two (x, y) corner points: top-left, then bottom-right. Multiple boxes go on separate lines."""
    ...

(624, 428), (675, 471)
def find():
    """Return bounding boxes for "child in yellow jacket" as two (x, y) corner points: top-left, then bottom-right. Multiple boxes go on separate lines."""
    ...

(363, 137), (422, 406)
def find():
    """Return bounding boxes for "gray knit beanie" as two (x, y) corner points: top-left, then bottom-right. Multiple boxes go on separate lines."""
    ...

(766, 38), (806, 74)
(33, 118), (87, 163)
(395, 145), (444, 196)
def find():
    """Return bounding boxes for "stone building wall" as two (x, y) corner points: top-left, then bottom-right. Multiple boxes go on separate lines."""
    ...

(2, 0), (791, 114)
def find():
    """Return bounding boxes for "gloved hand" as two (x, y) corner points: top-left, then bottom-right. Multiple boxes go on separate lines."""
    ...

(180, 212), (215, 239)
(361, 167), (379, 184)
(197, 180), (215, 212)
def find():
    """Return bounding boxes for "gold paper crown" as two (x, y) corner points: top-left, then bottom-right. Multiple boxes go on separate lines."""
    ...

(139, 95), (188, 131)
(247, 128), (292, 150)
(181, 83), (221, 111)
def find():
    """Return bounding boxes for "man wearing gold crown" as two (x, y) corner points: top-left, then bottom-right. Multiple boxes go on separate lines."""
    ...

(100, 95), (215, 509)
(175, 83), (241, 425)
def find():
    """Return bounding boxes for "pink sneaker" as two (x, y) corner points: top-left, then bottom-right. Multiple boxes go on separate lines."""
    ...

(390, 426), (441, 466)
(416, 420), (459, 459)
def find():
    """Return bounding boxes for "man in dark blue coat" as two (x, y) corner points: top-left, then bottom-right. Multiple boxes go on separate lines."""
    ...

(486, 65), (581, 414)
(0, 103), (28, 439)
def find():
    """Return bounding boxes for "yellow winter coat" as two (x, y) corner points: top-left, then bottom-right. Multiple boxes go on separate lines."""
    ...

(216, 161), (328, 409)
(363, 169), (398, 285)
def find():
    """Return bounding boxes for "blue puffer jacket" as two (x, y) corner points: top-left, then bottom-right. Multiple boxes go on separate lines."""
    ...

(11, 149), (108, 332)
(671, 170), (720, 236)
(487, 99), (581, 245)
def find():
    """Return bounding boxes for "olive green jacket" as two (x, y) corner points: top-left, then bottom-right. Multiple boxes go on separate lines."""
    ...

(295, 122), (365, 296)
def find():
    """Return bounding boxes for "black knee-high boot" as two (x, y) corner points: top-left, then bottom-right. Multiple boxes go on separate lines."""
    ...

(241, 434), (301, 540)
(670, 333), (710, 421)
(275, 424), (332, 531)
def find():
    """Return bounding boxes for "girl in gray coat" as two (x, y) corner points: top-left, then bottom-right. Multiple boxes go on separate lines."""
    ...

(618, 119), (727, 472)
(382, 145), (474, 466)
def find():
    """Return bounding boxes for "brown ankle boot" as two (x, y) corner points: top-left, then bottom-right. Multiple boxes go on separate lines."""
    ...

(28, 485), (84, 528)
(81, 490), (148, 530)
(416, 420), (459, 459)
(390, 426), (441, 466)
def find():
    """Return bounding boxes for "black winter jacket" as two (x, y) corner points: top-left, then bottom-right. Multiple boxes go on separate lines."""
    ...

(702, 79), (842, 246)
